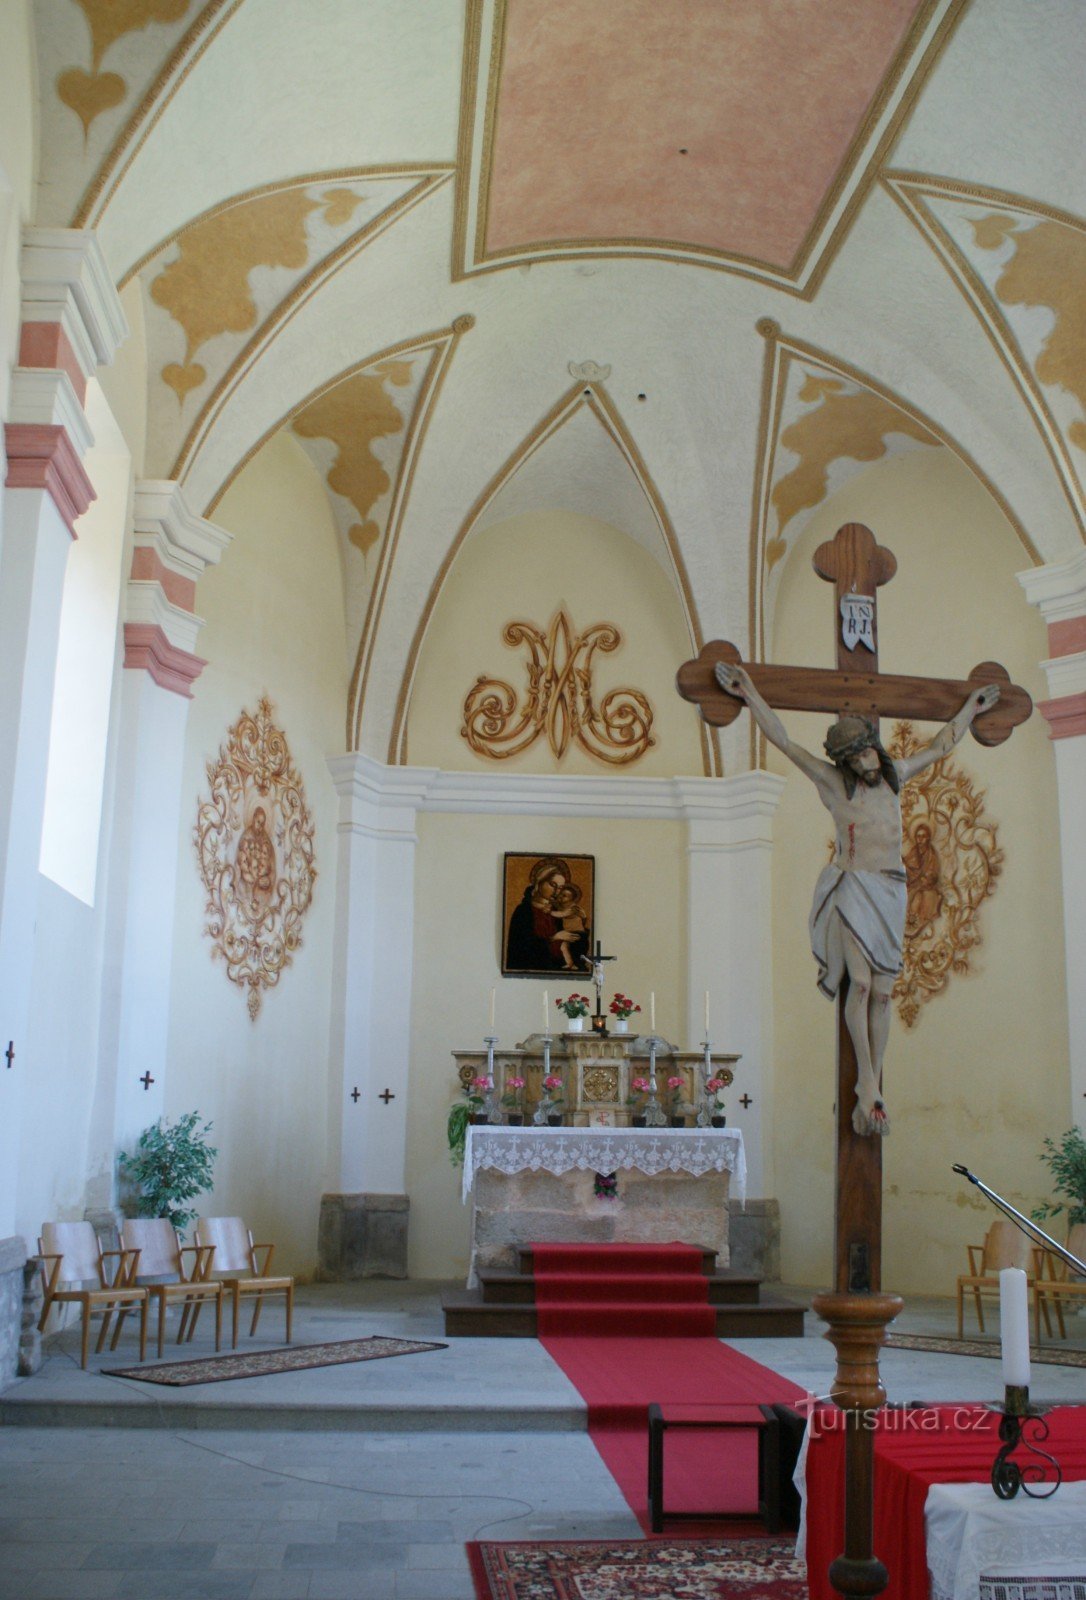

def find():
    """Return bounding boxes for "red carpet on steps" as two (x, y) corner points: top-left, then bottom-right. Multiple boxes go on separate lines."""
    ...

(532, 1242), (805, 1532)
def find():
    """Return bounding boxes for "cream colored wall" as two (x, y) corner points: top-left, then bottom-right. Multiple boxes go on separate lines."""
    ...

(406, 509), (705, 776)
(97, 280), (148, 480)
(768, 448), (1066, 1296)
(166, 431), (347, 1276)
(407, 810), (688, 1278)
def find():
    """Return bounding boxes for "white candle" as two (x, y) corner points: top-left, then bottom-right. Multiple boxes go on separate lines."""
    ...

(999, 1267), (1031, 1388)
(489, 988), (495, 1034)
(650, 992), (655, 1033)
(704, 990), (710, 1036)
(543, 989), (549, 1033)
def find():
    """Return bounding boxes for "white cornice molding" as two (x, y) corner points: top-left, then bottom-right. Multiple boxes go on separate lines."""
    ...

(1038, 651), (1086, 700)
(7, 368), (95, 456)
(1018, 548), (1086, 623)
(133, 480), (232, 578)
(327, 754), (786, 830)
(124, 582), (205, 654)
(21, 228), (128, 374)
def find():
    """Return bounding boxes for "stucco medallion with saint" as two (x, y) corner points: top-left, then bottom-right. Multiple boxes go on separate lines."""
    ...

(194, 698), (317, 1019)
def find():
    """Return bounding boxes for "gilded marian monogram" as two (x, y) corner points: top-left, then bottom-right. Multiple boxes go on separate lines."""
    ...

(194, 698), (317, 1020)
(461, 609), (654, 765)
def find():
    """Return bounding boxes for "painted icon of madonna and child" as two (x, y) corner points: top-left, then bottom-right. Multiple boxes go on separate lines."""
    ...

(502, 853), (594, 977)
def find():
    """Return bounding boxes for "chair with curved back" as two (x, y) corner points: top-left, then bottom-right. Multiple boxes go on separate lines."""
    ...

(955, 1218), (1049, 1341)
(1034, 1222), (1086, 1341)
(195, 1216), (293, 1348)
(121, 1218), (223, 1359)
(37, 1221), (148, 1369)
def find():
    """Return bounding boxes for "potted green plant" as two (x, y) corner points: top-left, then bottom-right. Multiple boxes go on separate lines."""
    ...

(706, 1074), (729, 1128)
(502, 1074), (526, 1125)
(1032, 1126), (1086, 1226)
(541, 1073), (565, 1126)
(447, 1076), (489, 1167)
(665, 1074), (687, 1127)
(117, 1111), (217, 1235)
(627, 1075), (651, 1127)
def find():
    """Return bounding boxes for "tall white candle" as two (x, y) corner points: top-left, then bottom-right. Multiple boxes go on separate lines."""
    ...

(650, 992), (655, 1033)
(543, 989), (549, 1033)
(999, 1267), (1031, 1388)
(704, 990), (710, 1036)
(489, 988), (495, 1034)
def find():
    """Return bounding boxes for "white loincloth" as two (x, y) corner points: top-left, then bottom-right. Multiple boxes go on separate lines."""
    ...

(809, 865), (907, 1000)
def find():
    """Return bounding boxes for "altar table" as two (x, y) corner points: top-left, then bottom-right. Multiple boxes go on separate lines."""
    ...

(803, 1405), (1086, 1600)
(926, 1480), (1086, 1600)
(461, 1125), (745, 1284)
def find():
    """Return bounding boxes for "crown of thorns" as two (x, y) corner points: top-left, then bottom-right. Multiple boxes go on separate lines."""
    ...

(824, 716), (881, 762)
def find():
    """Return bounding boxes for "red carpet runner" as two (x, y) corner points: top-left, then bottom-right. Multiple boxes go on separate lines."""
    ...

(533, 1242), (804, 1531)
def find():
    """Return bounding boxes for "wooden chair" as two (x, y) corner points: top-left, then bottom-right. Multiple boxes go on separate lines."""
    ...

(194, 1217), (294, 1348)
(37, 1221), (148, 1369)
(956, 1219), (1048, 1340)
(121, 1219), (223, 1359)
(1034, 1222), (1086, 1341)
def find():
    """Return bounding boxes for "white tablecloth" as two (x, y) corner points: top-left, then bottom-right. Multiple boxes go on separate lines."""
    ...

(925, 1481), (1086, 1600)
(461, 1124), (745, 1206)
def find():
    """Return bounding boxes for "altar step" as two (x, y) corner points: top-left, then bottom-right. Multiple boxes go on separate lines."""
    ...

(442, 1251), (805, 1339)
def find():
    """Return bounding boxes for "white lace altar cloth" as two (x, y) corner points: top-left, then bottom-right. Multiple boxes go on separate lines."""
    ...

(462, 1125), (745, 1207)
(926, 1482), (1086, 1600)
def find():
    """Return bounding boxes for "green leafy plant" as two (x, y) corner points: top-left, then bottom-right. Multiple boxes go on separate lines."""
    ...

(1032, 1126), (1086, 1227)
(118, 1111), (217, 1234)
(447, 1076), (488, 1167)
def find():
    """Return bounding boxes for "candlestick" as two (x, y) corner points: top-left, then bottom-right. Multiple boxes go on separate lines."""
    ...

(484, 1034), (500, 1123)
(489, 988), (495, 1033)
(999, 1267), (1031, 1388)
(644, 1034), (666, 1126)
(650, 992), (655, 1033)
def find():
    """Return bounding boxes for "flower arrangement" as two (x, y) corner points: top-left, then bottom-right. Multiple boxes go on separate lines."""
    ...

(556, 994), (591, 1019)
(665, 1074), (686, 1116)
(626, 1075), (652, 1108)
(501, 1074), (526, 1111)
(609, 993), (641, 1020)
(542, 1072), (565, 1107)
(705, 1074), (729, 1101)
(447, 1075), (491, 1166)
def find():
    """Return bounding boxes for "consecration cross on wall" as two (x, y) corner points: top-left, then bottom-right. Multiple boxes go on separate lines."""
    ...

(676, 522), (1032, 1600)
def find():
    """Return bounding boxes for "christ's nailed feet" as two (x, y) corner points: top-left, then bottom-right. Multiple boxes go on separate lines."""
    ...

(853, 1098), (890, 1138)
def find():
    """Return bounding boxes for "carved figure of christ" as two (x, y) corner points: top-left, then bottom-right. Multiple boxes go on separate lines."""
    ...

(712, 662), (998, 1135)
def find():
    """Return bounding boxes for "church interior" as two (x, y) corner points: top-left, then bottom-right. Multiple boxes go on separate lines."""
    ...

(1, 2), (1085, 1597)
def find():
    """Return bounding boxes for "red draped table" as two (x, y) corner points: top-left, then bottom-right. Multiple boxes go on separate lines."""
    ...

(803, 1404), (1086, 1600)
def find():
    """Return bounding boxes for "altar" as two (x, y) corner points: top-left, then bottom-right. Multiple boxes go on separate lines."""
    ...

(461, 1124), (745, 1283)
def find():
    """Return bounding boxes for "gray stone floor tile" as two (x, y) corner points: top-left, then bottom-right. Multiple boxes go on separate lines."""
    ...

(248, 1577), (312, 1600)
(391, 1573), (475, 1600)
(113, 1577), (253, 1600)
(307, 1576), (397, 1600)
(3, 1550), (90, 1573)
(13, 1575), (123, 1600)
(211, 1544), (288, 1571)
(81, 1543), (216, 1572)
(283, 1546), (406, 1572)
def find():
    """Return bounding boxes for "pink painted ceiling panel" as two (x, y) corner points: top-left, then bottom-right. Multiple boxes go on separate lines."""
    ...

(483, 0), (924, 268)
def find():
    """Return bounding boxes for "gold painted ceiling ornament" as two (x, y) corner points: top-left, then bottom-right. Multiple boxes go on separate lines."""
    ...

(461, 609), (654, 766)
(194, 698), (317, 1020)
(889, 721), (1003, 1028)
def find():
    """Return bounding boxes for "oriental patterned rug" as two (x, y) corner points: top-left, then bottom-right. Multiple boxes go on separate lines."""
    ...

(104, 1335), (446, 1385)
(886, 1332), (1086, 1368)
(468, 1538), (806, 1599)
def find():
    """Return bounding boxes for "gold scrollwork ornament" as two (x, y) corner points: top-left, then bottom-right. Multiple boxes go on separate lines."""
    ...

(194, 697), (317, 1020)
(461, 609), (654, 765)
(890, 721), (1003, 1027)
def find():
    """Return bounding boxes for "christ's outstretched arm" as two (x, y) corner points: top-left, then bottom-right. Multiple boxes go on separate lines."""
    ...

(714, 661), (833, 788)
(895, 684), (1001, 783)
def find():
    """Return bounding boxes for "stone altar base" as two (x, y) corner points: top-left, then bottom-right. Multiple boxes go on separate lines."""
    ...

(470, 1166), (730, 1278)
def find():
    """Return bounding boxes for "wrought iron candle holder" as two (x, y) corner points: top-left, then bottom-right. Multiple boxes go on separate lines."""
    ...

(483, 1035), (502, 1124)
(644, 1035), (667, 1127)
(696, 1035), (713, 1127)
(990, 1386), (1061, 1500)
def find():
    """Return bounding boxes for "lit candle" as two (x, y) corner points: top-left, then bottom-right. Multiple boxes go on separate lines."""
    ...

(650, 992), (655, 1033)
(543, 989), (549, 1033)
(704, 991), (710, 1036)
(999, 1267), (1031, 1389)
(489, 989), (495, 1034)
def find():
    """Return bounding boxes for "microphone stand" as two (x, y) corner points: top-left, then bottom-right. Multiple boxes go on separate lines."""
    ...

(952, 1164), (1086, 1276)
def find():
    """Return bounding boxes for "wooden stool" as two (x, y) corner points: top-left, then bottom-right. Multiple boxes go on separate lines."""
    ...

(647, 1401), (781, 1534)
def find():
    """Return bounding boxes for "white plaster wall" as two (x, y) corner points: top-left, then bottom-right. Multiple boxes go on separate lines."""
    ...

(768, 448), (1066, 1296)
(407, 810), (688, 1279)
(0, 0), (35, 428)
(407, 509), (705, 777)
(166, 431), (346, 1275)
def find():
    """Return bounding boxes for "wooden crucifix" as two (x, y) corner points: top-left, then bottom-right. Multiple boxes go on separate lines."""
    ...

(677, 523), (1032, 1599)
